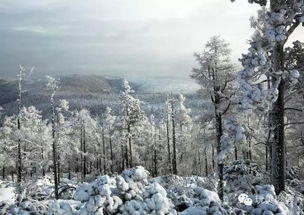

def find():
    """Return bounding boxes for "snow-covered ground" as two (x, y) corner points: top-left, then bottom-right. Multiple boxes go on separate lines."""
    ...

(0, 162), (303, 215)
(0, 181), (15, 204)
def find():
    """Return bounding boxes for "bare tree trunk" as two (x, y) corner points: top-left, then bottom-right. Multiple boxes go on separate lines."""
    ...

(83, 124), (86, 180)
(17, 69), (23, 191)
(52, 104), (59, 199)
(97, 134), (101, 173)
(212, 145), (215, 171)
(121, 144), (125, 171)
(171, 100), (177, 175)
(102, 127), (106, 173)
(166, 113), (172, 174)
(17, 117), (22, 188)
(153, 148), (157, 176)
(271, 77), (286, 194)
(266, 144), (269, 171)
(68, 159), (71, 180)
(57, 154), (61, 185)
(270, 17), (286, 193)
(153, 130), (158, 176)
(205, 149), (208, 176)
(109, 135), (114, 173)
(247, 117), (252, 161)
(127, 124), (132, 168)
(215, 112), (224, 201)
(234, 146), (238, 161)
(2, 166), (5, 180)
(41, 145), (45, 177)
(125, 144), (129, 168)
(249, 142), (252, 161)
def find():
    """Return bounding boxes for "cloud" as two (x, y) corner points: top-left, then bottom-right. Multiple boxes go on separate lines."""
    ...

(0, 0), (303, 79)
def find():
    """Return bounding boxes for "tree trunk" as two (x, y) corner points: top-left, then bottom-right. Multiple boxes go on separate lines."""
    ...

(41, 146), (45, 177)
(102, 127), (106, 173)
(2, 166), (5, 180)
(68, 160), (71, 180)
(153, 148), (157, 176)
(109, 135), (114, 173)
(270, 28), (286, 194)
(52, 104), (59, 199)
(153, 130), (158, 176)
(166, 113), (172, 174)
(234, 146), (238, 161)
(57, 154), (61, 185)
(205, 149), (208, 176)
(271, 77), (286, 194)
(17, 71), (23, 191)
(171, 100), (177, 175)
(121, 144), (125, 172)
(268, 0), (290, 196)
(17, 117), (22, 187)
(266, 144), (269, 171)
(127, 124), (132, 168)
(215, 112), (224, 201)
(212, 145), (215, 171)
(214, 83), (224, 200)
(11, 171), (14, 182)
(83, 124), (86, 180)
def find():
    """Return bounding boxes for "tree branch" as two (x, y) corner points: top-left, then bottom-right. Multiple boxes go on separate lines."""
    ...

(284, 107), (303, 112)
(286, 19), (300, 39)
(284, 121), (304, 127)
(222, 101), (231, 115)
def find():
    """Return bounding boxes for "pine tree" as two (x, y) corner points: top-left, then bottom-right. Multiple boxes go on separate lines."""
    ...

(231, 0), (304, 194)
(191, 36), (236, 200)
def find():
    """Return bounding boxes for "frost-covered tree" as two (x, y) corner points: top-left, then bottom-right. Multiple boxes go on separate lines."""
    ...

(103, 107), (116, 173)
(0, 106), (50, 182)
(167, 96), (178, 175)
(55, 100), (77, 181)
(164, 97), (173, 174)
(176, 94), (193, 175)
(19, 106), (51, 178)
(47, 75), (60, 199)
(231, 0), (304, 194)
(191, 36), (237, 200)
(74, 108), (99, 180)
(119, 80), (146, 168)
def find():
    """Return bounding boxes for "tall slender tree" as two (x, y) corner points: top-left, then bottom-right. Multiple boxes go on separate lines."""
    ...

(47, 76), (60, 199)
(191, 36), (236, 200)
(119, 80), (145, 167)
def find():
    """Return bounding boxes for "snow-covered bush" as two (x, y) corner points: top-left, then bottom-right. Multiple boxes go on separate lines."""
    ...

(73, 166), (176, 215)
(238, 185), (293, 215)
(224, 160), (264, 191)
(154, 175), (228, 214)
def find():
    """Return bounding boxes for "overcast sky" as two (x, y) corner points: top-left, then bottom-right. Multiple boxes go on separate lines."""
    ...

(0, 0), (303, 79)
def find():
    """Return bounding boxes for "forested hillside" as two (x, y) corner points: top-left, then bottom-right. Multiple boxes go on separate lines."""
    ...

(0, 0), (304, 214)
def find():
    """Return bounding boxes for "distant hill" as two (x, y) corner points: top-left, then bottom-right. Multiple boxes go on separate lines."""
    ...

(0, 79), (18, 105)
(129, 76), (200, 94)
(56, 75), (113, 95)
(0, 74), (123, 103)
(0, 75), (201, 117)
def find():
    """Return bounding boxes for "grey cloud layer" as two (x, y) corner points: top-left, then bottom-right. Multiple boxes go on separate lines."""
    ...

(2, 0), (300, 79)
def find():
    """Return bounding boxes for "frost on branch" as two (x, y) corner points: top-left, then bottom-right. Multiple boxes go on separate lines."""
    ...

(238, 4), (304, 114)
(217, 119), (247, 163)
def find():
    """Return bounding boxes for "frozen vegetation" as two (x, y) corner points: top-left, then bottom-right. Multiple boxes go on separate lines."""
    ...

(0, 164), (303, 214)
(1, 0), (304, 215)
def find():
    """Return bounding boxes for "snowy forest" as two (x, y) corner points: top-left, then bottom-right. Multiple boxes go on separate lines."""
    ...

(0, 0), (304, 214)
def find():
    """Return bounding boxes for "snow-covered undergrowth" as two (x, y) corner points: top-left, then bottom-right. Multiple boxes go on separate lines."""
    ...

(0, 164), (303, 215)
(72, 166), (176, 215)
(223, 160), (304, 214)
